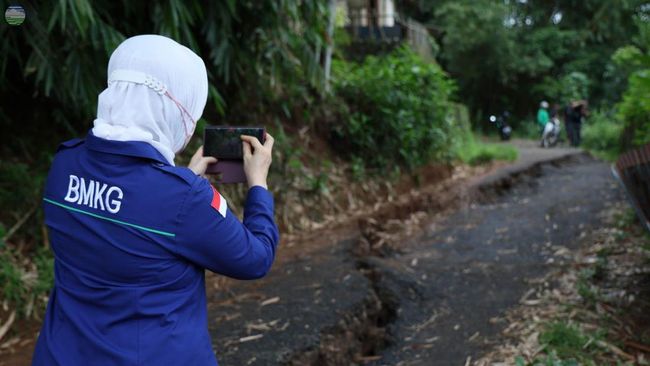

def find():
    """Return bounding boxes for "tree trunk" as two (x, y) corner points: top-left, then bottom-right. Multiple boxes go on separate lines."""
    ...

(323, 0), (336, 93)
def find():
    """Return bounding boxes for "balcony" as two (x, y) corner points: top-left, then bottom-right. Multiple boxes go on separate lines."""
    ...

(344, 13), (404, 43)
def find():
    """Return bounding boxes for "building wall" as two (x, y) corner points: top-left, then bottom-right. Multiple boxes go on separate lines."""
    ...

(340, 0), (434, 60)
(344, 0), (395, 27)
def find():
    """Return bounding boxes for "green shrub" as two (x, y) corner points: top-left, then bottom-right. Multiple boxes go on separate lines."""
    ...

(449, 106), (518, 165)
(608, 41), (650, 151)
(332, 46), (456, 170)
(618, 69), (650, 149)
(515, 118), (543, 140)
(581, 110), (624, 160)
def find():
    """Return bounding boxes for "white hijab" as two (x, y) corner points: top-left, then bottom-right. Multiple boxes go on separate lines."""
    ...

(92, 35), (208, 165)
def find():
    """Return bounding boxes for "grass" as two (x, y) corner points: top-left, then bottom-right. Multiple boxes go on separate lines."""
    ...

(615, 208), (650, 253)
(576, 268), (599, 305)
(513, 119), (543, 140)
(513, 322), (607, 366)
(509, 205), (650, 366)
(455, 135), (518, 166)
(516, 353), (580, 366)
(541, 323), (587, 351)
(581, 111), (623, 162)
(514, 322), (605, 365)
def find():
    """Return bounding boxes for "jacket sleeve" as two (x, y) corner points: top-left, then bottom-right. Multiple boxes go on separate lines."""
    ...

(174, 178), (280, 279)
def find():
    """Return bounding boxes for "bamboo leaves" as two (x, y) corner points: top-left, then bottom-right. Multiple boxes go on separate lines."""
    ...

(1, 0), (329, 132)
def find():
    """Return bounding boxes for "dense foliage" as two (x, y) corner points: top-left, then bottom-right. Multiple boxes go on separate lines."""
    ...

(398, 0), (649, 127)
(0, 0), (328, 158)
(581, 111), (624, 160)
(332, 47), (456, 169)
(616, 50), (650, 149)
(0, 0), (330, 246)
(0, 0), (330, 317)
(583, 20), (650, 157)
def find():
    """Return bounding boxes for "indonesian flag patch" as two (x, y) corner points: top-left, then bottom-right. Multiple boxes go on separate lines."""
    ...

(210, 185), (227, 218)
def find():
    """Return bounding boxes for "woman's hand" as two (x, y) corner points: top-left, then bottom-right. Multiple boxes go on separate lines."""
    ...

(241, 133), (274, 190)
(188, 146), (217, 177)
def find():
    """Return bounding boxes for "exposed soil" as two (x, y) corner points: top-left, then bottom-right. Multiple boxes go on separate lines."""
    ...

(0, 316), (39, 366)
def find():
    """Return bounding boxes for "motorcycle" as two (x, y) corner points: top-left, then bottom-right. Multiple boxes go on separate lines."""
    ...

(541, 117), (561, 147)
(489, 113), (512, 141)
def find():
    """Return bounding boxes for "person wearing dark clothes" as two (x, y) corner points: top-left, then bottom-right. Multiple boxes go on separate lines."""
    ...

(565, 101), (586, 147)
(550, 104), (559, 120)
(564, 103), (575, 145)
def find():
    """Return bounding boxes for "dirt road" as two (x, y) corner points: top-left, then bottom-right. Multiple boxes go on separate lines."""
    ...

(207, 144), (623, 365)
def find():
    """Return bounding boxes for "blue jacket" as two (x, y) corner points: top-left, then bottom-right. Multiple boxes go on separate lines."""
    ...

(32, 132), (279, 365)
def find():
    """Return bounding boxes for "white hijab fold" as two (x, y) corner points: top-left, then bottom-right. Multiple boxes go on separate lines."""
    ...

(92, 35), (208, 165)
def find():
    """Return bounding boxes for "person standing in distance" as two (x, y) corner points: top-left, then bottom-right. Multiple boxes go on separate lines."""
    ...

(537, 100), (550, 136)
(565, 100), (588, 147)
(32, 34), (279, 366)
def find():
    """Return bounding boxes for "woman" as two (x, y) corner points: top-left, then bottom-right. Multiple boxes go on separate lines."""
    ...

(32, 35), (279, 365)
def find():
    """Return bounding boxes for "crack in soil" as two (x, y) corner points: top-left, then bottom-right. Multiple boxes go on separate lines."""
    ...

(281, 152), (620, 365)
(283, 262), (398, 365)
(0, 146), (589, 366)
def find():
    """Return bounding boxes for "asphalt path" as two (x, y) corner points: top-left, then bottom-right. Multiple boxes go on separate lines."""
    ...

(371, 153), (622, 365)
(208, 145), (623, 365)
